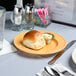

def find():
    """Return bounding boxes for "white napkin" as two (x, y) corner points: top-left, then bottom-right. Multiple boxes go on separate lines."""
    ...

(36, 63), (76, 76)
(0, 39), (17, 56)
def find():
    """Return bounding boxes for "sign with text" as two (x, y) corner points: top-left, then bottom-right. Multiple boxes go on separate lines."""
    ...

(45, 0), (76, 25)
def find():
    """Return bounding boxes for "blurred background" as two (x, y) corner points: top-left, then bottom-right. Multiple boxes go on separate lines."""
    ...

(0, 0), (34, 11)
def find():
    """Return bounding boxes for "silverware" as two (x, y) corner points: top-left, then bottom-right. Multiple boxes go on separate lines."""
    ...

(48, 50), (64, 64)
(51, 68), (60, 76)
(44, 67), (54, 76)
(48, 40), (76, 64)
(56, 64), (75, 76)
(61, 70), (74, 76)
(44, 66), (62, 76)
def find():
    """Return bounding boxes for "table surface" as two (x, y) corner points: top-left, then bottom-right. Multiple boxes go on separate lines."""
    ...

(0, 12), (76, 76)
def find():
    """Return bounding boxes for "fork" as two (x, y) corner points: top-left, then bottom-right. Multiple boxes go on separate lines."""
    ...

(44, 66), (64, 76)
(51, 68), (65, 76)
(55, 64), (75, 76)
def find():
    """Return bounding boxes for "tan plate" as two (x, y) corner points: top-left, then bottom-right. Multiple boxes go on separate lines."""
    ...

(14, 30), (66, 55)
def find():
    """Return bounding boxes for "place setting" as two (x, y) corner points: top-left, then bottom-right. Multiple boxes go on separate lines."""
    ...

(0, 0), (76, 76)
(9, 0), (67, 60)
(10, 1), (76, 73)
(12, 29), (76, 76)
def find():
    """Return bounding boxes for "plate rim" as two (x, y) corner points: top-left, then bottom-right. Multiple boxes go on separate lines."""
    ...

(72, 48), (76, 64)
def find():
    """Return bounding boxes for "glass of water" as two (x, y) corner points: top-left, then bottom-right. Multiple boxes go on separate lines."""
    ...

(0, 6), (6, 50)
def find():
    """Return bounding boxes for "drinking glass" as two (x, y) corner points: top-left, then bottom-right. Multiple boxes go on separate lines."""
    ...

(23, 4), (34, 30)
(0, 6), (6, 50)
(11, 5), (23, 31)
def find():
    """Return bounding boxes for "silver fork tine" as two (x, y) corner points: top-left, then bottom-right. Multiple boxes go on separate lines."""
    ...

(51, 68), (60, 76)
(44, 66), (54, 76)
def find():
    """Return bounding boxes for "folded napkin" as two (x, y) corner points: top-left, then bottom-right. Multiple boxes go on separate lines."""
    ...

(36, 63), (76, 76)
(0, 39), (17, 56)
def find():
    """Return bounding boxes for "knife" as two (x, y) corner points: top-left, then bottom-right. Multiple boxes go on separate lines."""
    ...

(48, 40), (76, 64)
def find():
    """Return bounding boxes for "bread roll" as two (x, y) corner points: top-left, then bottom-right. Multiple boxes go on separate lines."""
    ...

(23, 30), (46, 50)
